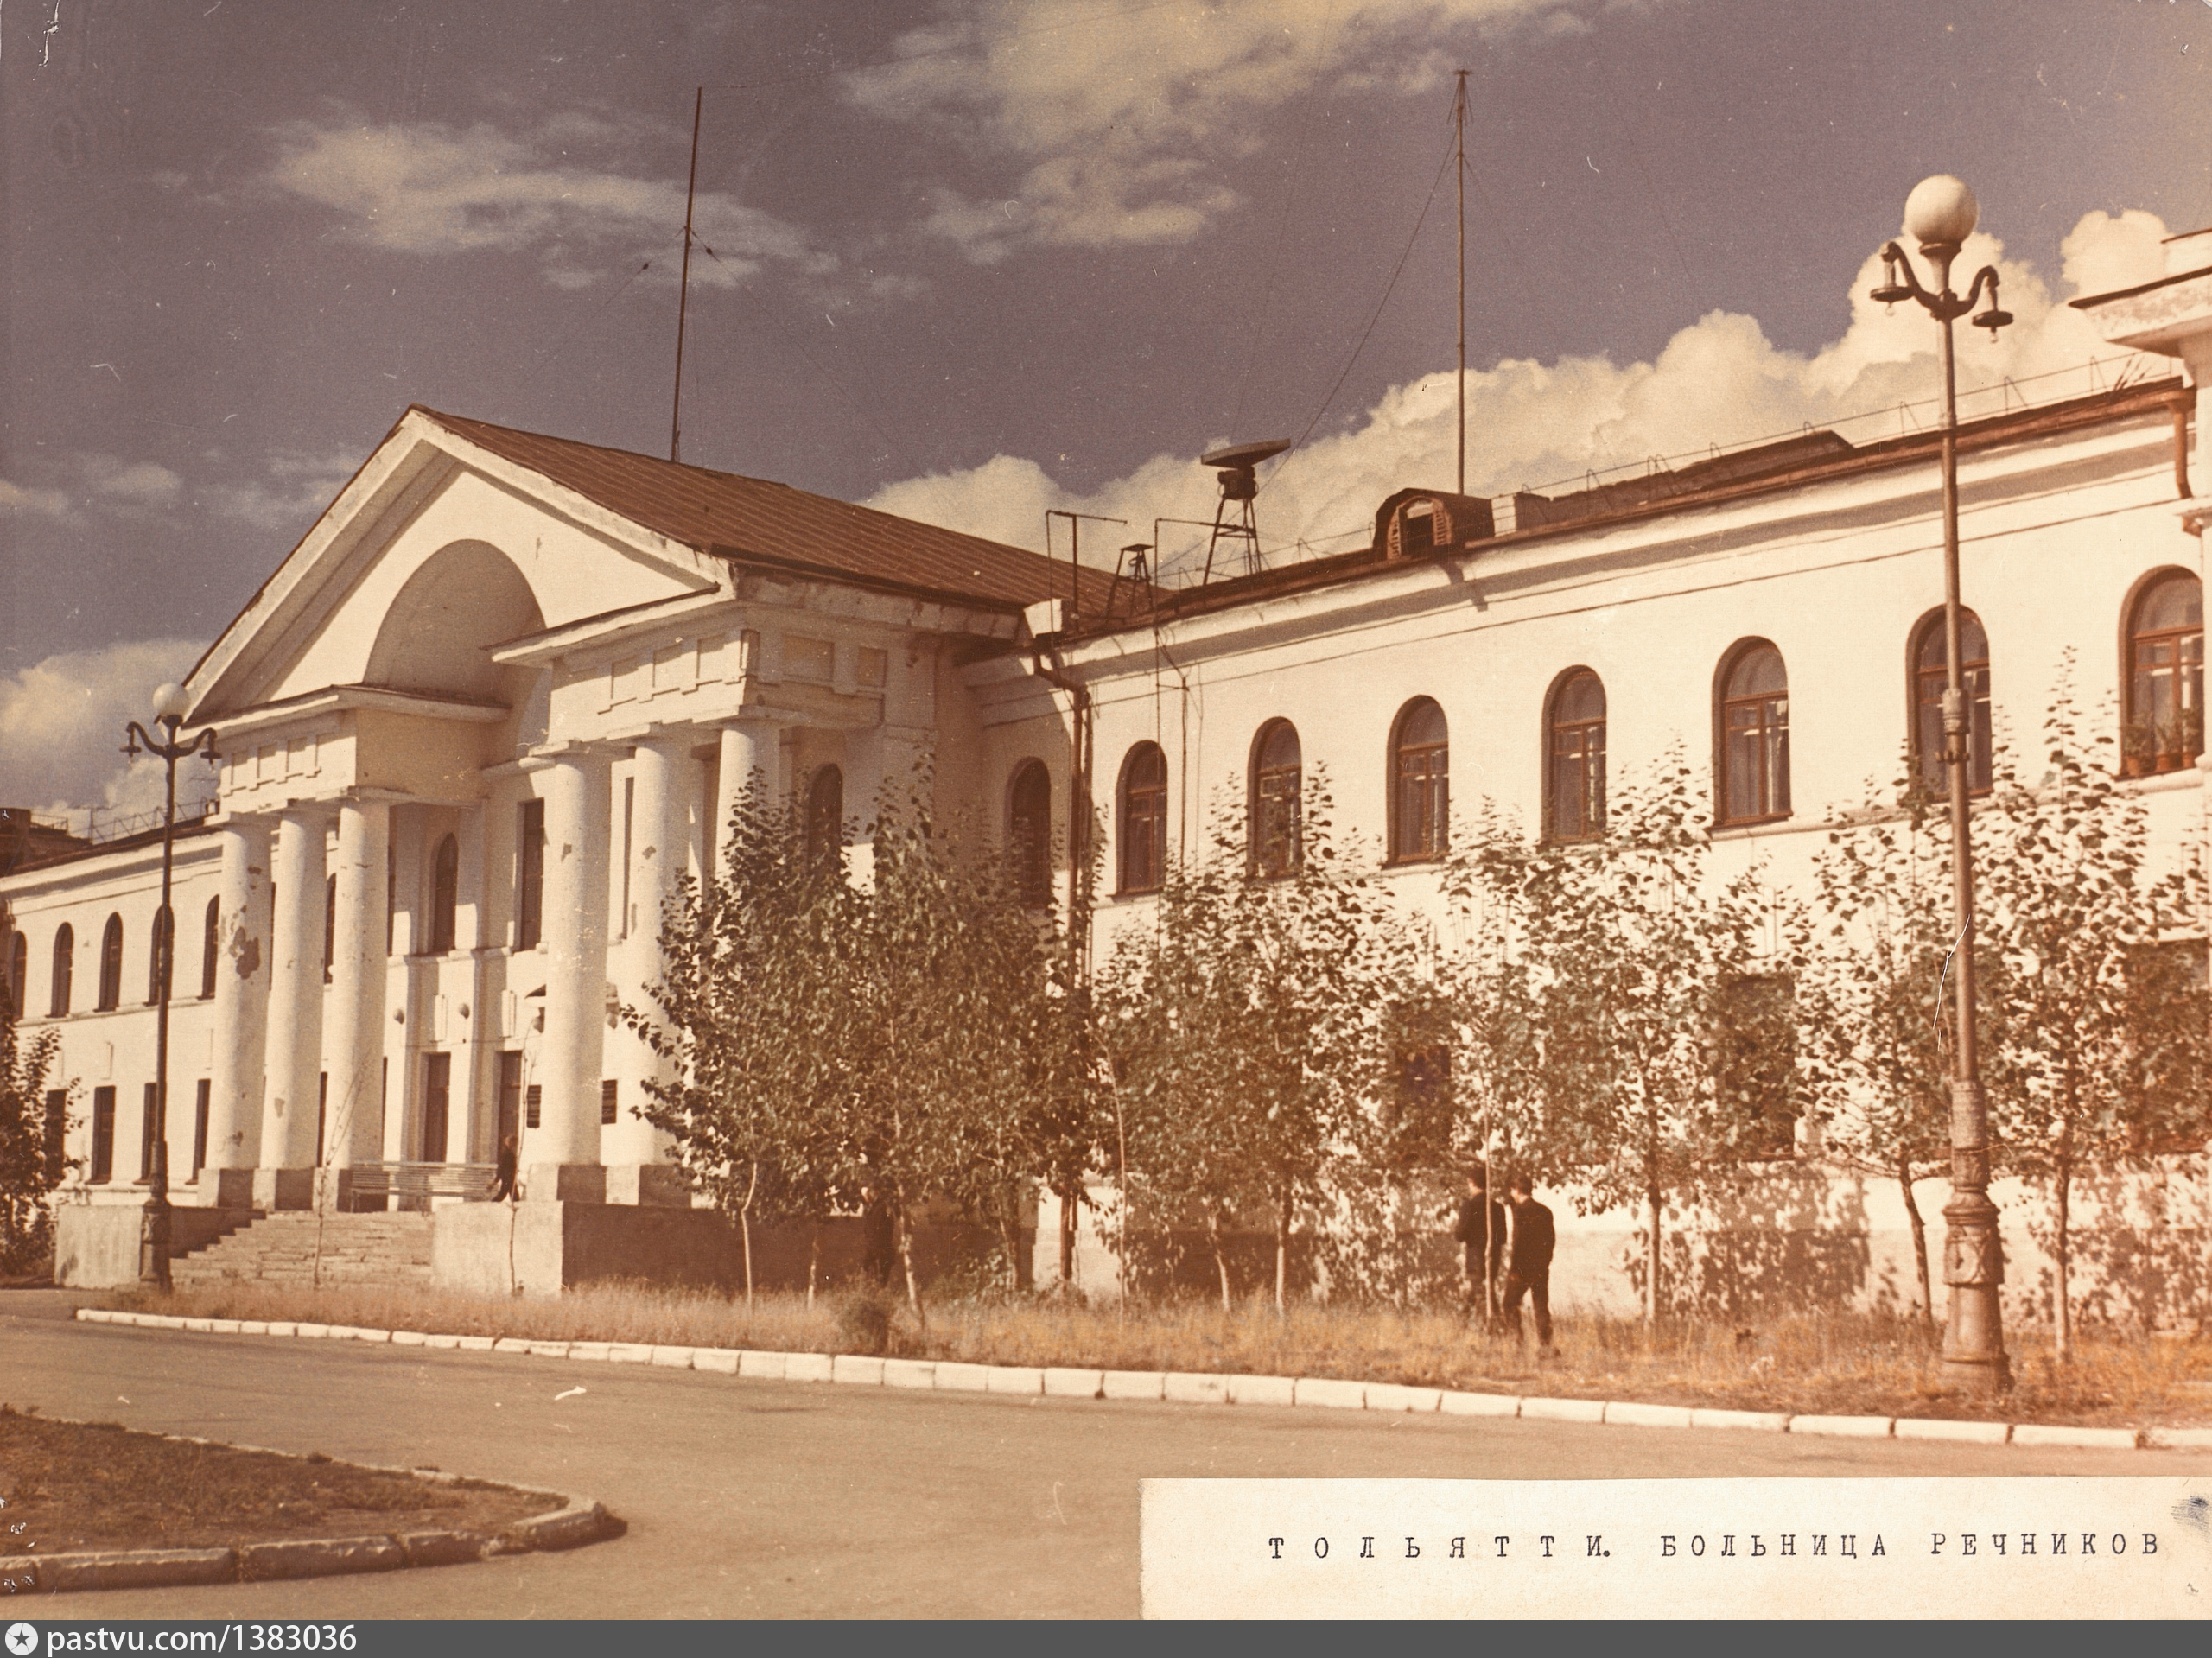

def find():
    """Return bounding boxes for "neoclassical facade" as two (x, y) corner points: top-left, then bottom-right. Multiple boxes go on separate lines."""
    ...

(5, 232), (2209, 1308)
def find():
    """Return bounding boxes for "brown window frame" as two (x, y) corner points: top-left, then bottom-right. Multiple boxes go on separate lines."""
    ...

(49, 924), (73, 1016)
(429, 833), (461, 954)
(1544, 669), (1608, 844)
(1387, 698), (1449, 865)
(1909, 608), (1993, 797)
(1007, 760), (1053, 909)
(1716, 641), (1792, 828)
(2122, 568), (2204, 779)
(1250, 719), (1303, 879)
(96, 913), (124, 1011)
(1116, 742), (1168, 895)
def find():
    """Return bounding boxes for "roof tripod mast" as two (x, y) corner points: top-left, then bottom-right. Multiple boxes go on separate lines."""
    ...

(670, 86), (702, 464)
(1454, 67), (1468, 497)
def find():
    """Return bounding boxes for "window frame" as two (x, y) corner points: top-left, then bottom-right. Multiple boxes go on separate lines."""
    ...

(1249, 719), (1303, 879)
(5, 929), (24, 1019)
(200, 897), (220, 1000)
(96, 913), (124, 1011)
(429, 833), (461, 955)
(2120, 566), (2204, 779)
(1908, 607), (1993, 798)
(147, 905), (173, 1006)
(1007, 759), (1053, 909)
(515, 797), (546, 950)
(49, 924), (73, 1017)
(1714, 639), (1793, 829)
(1386, 697), (1450, 865)
(1543, 667), (1608, 845)
(1116, 741), (1168, 896)
(804, 765), (845, 879)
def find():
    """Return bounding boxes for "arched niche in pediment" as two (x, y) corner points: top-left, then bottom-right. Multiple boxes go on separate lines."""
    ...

(365, 539), (545, 705)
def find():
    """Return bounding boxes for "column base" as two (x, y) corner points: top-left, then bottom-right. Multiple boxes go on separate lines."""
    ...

(604, 1163), (691, 1207)
(213, 1168), (260, 1210)
(524, 1163), (605, 1204)
(251, 1167), (315, 1211)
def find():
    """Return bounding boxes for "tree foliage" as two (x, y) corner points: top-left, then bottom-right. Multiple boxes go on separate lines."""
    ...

(0, 975), (66, 1276)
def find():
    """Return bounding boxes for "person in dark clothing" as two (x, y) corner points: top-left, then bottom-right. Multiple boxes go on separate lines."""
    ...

(490, 1134), (518, 1202)
(860, 1185), (898, 1287)
(1503, 1174), (1556, 1352)
(1452, 1167), (1507, 1320)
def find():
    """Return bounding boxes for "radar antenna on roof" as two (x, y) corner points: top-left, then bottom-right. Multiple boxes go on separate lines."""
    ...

(1198, 438), (1291, 583)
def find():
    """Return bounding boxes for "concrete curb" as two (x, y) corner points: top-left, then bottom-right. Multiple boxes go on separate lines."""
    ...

(71, 1307), (2205, 1452)
(13, 1405), (623, 1596)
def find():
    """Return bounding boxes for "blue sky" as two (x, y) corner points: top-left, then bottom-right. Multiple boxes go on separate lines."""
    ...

(2, 0), (2207, 810)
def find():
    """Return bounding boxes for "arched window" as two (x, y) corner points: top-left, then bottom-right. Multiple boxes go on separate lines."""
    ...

(200, 897), (220, 999)
(1718, 642), (1791, 825)
(2124, 570), (2203, 778)
(49, 924), (73, 1017)
(146, 905), (173, 1005)
(804, 765), (844, 876)
(1547, 670), (1607, 842)
(1117, 742), (1168, 895)
(1910, 609), (1992, 797)
(97, 913), (124, 1011)
(1389, 698), (1449, 863)
(6, 930), (24, 1019)
(429, 834), (460, 953)
(1008, 760), (1053, 908)
(1251, 720), (1302, 878)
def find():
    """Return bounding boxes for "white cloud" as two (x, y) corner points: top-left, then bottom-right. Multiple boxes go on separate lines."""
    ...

(85, 457), (183, 506)
(0, 479), (70, 516)
(848, 0), (1595, 259)
(0, 640), (215, 823)
(867, 206), (2177, 579)
(260, 118), (834, 289)
(200, 450), (359, 533)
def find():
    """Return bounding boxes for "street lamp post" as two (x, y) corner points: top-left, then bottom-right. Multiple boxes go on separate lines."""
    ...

(1868, 175), (2014, 1392)
(124, 682), (219, 1292)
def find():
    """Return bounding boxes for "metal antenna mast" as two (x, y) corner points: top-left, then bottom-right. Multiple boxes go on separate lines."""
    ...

(1454, 67), (1469, 497)
(670, 86), (703, 464)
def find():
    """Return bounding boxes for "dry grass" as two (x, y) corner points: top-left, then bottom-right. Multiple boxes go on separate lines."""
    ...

(0, 1405), (556, 1556)
(99, 1280), (2212, 1428)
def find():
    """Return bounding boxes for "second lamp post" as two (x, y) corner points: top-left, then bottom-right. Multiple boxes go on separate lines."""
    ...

(1868, 173), (2013, 1392)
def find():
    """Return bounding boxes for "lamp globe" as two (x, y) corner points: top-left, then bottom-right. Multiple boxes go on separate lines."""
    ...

(1904, 175), (1979, 248)
(151, 682), (190, 721)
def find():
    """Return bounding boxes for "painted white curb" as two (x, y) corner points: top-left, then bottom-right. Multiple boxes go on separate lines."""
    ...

(73, 1307), (2198, 1450)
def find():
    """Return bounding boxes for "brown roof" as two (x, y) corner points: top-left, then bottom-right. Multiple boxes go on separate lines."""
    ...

(422, 408), (1128, 615)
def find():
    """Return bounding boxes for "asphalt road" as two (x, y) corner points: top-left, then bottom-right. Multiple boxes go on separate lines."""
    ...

(3, 1290), (2203, 1618)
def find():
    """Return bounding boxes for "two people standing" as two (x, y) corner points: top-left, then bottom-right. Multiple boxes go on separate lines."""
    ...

(1455, 1165), (1555, 1354)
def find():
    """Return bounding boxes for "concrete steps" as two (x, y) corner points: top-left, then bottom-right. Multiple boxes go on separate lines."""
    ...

(170, 1210), (434, 1290)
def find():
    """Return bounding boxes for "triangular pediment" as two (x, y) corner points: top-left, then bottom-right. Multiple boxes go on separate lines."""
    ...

(186, 408), (730, 721)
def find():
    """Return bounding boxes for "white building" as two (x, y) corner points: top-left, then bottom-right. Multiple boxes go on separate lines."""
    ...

(7, 231), (2209, 1308)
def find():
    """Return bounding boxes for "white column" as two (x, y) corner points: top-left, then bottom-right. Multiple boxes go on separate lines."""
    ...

(323, 798), (390, 1208)
(254, 807), (326, 1210)
(712, 714), (785, 880)
(605, 734), (693, 1204)
(205, 818), (270, 1207)
(525, 750), (611, 1202)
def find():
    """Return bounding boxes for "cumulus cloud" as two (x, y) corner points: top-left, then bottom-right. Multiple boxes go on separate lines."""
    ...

(79, 454), (184, 507)
(847, 0), (1593, 260)
(200, 449), (359, 533)
(0, 640), (216, 823)
(1, 479), (70, 516)
(867, 206), (2178, 578)
(260, 117), (834, 289)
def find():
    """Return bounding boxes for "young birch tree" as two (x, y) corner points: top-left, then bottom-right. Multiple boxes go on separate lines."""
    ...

(1514, 755), (1786, 1326)
(1102, 774), (1406, 1312)
(1, 981), (67, 1275)
(1977, 677), (2209, 1356)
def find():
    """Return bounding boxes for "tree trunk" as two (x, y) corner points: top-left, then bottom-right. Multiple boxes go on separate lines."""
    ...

(1898, 1157), (1934, 1331)
(1274, 1187), (1292, 1317)
(2054, 1162), (2074, 1360)
(738, 1160), (759, 1314)
(1645, 1183), (1662, 1329)
(898, 1214), (925, 1330)
(806, 1223), (821, 1311)
(1206, 1210), (1232, 1312)
(1058, 1184), (1078, 1287)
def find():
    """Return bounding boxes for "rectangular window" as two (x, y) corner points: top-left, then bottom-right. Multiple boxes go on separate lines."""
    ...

(45, 1089), (68, 1185)
(315, 1072), (327, 1166)
(421, 1052), (452, 1164)
(1716, 975), (1797, 1157)
(91, 1086), (115, 1184)
(517, 799), (546, 950)
(139, 1083), (159, 1181)
(499, 1052), (524, 1147)
(192, 1079), (211, 1179)
(601, 1079), (619, 1126)
(525, 1083), (543, 1130)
